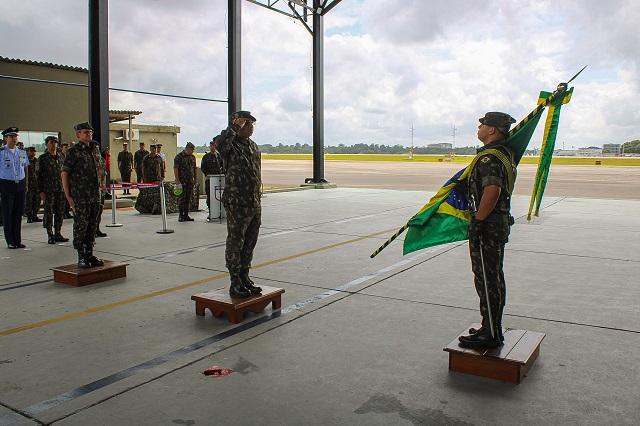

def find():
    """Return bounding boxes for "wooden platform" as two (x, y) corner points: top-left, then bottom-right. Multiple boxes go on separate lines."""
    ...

(191, 285), (284, 323)
(443, 323), (546, 384)
(51, 260), (128, 287)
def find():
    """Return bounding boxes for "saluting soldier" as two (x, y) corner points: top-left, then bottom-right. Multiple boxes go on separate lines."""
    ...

(117, 142), (134, 194)
(61, 122), (104, 268)
(133, 142), (149, 183)
(38, 136), (69, 244)
(141, 144), (163, 183)
(173, 142), (197, 222)
(25, 147), (42, 223)
(214, 111), (262, 298)
(458, 111), (517, 349)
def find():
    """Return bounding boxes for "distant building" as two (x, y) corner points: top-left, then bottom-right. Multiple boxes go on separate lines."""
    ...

(428, 142), (453, 149)
(578, 147), (602, 157)
(602, 143), (621, 155)
(0, 56), (180, 181)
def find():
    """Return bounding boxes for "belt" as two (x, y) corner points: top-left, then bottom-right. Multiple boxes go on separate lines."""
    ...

(1, 178), (21, 183)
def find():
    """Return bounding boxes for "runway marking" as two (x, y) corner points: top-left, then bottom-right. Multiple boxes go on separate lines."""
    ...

(0, 228), (395, 338)
(0, 240), (443, 426)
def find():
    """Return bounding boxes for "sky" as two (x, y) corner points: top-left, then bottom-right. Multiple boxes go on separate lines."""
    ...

(1, 0), (639, 149)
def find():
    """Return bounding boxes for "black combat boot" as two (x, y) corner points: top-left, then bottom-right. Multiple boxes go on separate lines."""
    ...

(54, 230), (69, 242)
(229, 270), (251, 298)
(96, 229), (108, 237)
(47, 229), (56, 245)
(86, 248), (104, 267)
(78, 249), (91, 268)
(458, 328), (503, 348)
(178, 212), (185, 222)
(239, 267), (262, 295)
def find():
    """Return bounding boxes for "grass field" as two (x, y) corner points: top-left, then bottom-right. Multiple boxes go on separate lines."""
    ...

(257, 153), (640, 166)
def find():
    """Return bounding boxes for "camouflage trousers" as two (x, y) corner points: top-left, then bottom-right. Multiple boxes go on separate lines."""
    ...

(72, 202), (100, 251)
(25, 188), (41, 219)
(224, 203), (261, 271)
(135, 168), (143, 183)
(469, 222), (510, 329)
(179, 183), (193, 216)
(42, 191), (66, 233)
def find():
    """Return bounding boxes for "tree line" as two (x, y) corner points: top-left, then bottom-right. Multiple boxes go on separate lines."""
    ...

(622, 140), (640, 153)
(256, 143), (481, 155)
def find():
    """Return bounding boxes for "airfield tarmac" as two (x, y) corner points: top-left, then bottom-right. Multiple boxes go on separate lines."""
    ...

(262, 160), (640, 200)
(1, 160), (639, 425)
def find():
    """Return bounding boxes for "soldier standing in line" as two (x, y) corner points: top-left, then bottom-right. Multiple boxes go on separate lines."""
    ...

(117, 142), (134, 194)
(61, 122), (104, 268)
(0, 127), (29, 249)
(173, 142), (196, 222)
(156, 144), (166, 180)
(133, 142), (149, 183)
(142, 144), (163, 183)
(95, 143), (108, 238)
(200, 139), (224, 217)
(458, 112), (517, 349)
(38, 136), (69, 244)
(214, 111), (262, 298)
(60, 143), (73, 219)
(25, 147), (42, 223)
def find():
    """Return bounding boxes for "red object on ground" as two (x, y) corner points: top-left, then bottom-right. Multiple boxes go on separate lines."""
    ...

(203, 366), (234, 378)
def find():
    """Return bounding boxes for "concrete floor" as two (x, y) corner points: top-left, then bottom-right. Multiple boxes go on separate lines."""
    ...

(1, 188), (639, 425)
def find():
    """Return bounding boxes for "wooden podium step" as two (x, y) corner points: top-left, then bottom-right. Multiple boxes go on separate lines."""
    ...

(51, 260), (128, 287)
(443, 323), (545, 384)
(191, 285), (284, 323)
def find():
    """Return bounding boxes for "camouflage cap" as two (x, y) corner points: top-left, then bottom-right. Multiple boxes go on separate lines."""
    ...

(26, 146), (36, 152)
(229, 110), (256, 124)
(185, 142), (196, 150)
(74, 122), (94, 131)
(45, 136), (58, 143)
(479, 112), (516, 128)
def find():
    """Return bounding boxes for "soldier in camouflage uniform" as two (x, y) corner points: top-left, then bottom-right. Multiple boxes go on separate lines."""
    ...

(61, 122), (105, 268)
(25, 147), (42, 223)
(133, 142), (149, 183)
(215, 111), (262, 298)
(60, 143), (73, 219)
(142, 144), (163, 183)
(200, 139), (224, 214)
(173, 142), (197, 222)
(117, 142), (134, 194)
(38, 136), (69, 244)
(458, 112), (517, 349)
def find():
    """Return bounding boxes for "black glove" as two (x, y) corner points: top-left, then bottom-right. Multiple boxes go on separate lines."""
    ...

(469, 219), (486, 239)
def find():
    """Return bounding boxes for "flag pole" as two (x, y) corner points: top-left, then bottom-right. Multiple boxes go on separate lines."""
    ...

(509, 66), (586, 137)
(370, 223), (409, 258)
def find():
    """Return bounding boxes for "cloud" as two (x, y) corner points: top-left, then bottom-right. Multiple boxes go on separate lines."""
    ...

(1, 0), (639, 149)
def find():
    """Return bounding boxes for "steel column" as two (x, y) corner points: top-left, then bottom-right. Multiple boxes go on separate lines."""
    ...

(88, 0), (110, 150)
(311, 3), (325, 183)
(228, 0), (242, 116)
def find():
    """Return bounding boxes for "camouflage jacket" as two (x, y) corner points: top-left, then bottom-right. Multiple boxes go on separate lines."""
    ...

(469, 140), (516, 216)
(37, 151), (64, 194)
(62, 141), (103, 203)
(142, 154), (163, 182)
(200, 151), (224, 175)
(173, 150), (196, 184)
(134, 149), (149, 171)
(117, 150), (134, 173)
(27, 157), (38, 189)
(215, 124), (261, 207)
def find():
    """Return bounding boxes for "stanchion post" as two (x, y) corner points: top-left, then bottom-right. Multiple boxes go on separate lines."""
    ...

(157, 181), (174, 234)
(106, 182), (123, 227)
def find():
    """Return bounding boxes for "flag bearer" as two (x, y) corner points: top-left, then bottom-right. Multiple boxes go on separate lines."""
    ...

(458, 112), (517, 349)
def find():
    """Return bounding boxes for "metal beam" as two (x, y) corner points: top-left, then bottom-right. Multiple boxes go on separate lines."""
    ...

(88, 0), (110, 150)
(228, 0), (242, 116)
(311, 0), (325, 182)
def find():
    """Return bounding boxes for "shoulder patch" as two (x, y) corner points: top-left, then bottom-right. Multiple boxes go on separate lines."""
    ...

(481, 156), (491, 163)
